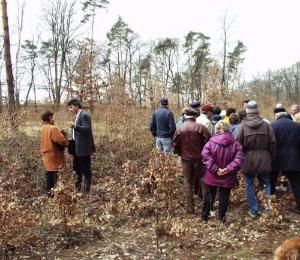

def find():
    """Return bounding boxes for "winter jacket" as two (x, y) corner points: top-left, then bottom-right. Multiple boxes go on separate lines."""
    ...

(41, 123), (68, 171)
(173, 119), (211, 161)
(196, 114), (212, 134)
(202, 132), (244, 188)
(271, 115), (300, 171)
(73, 111), (95, 157)
(150, 106), (176, 138)
(236, 113), (276, 175)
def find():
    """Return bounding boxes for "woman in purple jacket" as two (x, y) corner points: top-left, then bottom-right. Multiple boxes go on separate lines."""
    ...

(201, 120), (244, 222)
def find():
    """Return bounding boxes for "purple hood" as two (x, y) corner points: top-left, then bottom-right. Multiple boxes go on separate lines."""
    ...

(210, 132), (235, 146)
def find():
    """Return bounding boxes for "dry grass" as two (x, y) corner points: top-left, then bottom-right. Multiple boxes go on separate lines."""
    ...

(0, 103), (299, 259)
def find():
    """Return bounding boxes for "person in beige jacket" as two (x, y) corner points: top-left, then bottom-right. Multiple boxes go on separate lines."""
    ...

(40, 111), (68, 194)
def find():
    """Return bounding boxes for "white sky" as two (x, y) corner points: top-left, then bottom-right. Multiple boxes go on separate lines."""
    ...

(7, 0), (300, 81)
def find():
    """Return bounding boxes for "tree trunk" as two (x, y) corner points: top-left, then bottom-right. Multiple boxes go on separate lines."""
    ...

(1, 0), (17, 129)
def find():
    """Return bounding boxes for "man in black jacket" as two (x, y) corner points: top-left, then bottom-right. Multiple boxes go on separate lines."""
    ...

(271, 106), (300, 214)
(68, 98), (95, 193)
(150, 97), (176, 153)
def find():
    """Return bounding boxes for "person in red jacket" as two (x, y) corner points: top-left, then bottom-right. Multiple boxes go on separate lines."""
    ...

(173, 108), (211, 213)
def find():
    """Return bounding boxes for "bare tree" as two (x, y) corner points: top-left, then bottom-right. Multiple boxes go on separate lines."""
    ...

(42, 0), (80, 107)
(1, 0), (17, 128)
(14, 0), (25, 109)
(220, 11), (235, 96)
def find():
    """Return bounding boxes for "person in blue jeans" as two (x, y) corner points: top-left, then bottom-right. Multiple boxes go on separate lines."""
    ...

(236, 101), (276, 217)
(150, 97), (176, 153)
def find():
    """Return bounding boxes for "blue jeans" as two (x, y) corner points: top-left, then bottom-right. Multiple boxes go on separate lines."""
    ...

(245, 174), (271, 214)
(156, 137), (172, 153)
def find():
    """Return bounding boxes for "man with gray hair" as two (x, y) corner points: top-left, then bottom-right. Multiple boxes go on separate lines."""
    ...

(271, 105), (300, 214)
(290, 104), (300, 121)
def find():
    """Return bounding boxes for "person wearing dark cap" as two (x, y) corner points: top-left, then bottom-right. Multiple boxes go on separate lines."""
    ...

(196, 104), (214, 134)
(190, 101), (201, 110)
(68, 98), (95, 193)
(150, 97), (176, 153)
(271, 106), (300, 214)
(173, 108), (211, 213)
(212, 106), (222, 134)
(236, 101), (276, 218)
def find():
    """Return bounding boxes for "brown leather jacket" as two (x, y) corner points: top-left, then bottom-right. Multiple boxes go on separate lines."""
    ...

(173, 119), (211, 161)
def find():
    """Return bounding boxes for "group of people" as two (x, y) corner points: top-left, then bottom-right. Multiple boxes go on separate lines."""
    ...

(40, 98), (95, 196)
(150, 98), (300, 222)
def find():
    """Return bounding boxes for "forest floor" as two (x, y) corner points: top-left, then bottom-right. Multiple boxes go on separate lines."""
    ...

(1, 106), (300, 260)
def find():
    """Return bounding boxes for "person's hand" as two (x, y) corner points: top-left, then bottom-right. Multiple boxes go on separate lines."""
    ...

(68, 122), (75, 128)
(61, 129), (68, 137)
(217, 168), (229, 176)
(217, 168), (224, 176)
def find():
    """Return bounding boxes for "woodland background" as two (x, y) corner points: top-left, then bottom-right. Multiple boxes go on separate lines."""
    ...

(0, 0), (300, 259)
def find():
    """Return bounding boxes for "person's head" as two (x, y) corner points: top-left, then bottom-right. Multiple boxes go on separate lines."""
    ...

(213, 106), (221, 115)
(238, 110), (247, 121)
(243, 99), (250, 109)
(290, 104), (299, 115)
(160, 97), (168, 107)
(41, 111), (54, 124)
(274, 106), (287, 119)
(246, 101), (259, 114)
(184, 108), (199, 120)
(229, 113), (240, 125)
(68, 98), (82, 114)
(190, 101), (201, 110)
(201, 104), (214, 119)
(294, 113), (300, 124)
(215, 120), (231, 134)
(226, 107), (236, 117)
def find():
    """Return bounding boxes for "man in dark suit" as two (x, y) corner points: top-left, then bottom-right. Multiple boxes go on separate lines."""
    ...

(68, 98), (95, 193)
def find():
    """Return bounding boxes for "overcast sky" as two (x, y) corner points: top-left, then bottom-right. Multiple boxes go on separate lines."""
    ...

(7, 0), (300, 81)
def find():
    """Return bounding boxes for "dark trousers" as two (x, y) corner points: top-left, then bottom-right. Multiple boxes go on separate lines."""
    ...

(73, 155), (92, 193)
(46, 171), (58, 192)
(202, 185), (231, 221)
(270, 170), (280, 195)
(284, 171), (300, 210)
(181, 160), (204, 213)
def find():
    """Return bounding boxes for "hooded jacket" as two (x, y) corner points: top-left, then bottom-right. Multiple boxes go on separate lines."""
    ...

(271, 115), (300, 171)
(236, 113), (276, 175)
(202, 132), (244, 188)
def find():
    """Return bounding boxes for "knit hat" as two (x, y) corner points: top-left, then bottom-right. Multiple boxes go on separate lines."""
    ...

(246, 101), (259, 114)
(190, 101), (201, 109)
(273, 107), (286, 114)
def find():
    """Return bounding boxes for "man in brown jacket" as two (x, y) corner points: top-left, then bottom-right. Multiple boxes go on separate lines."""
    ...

(236, 101), (276, 217)
(173, 108), (211, 213)
(41, 111), (68, 194)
